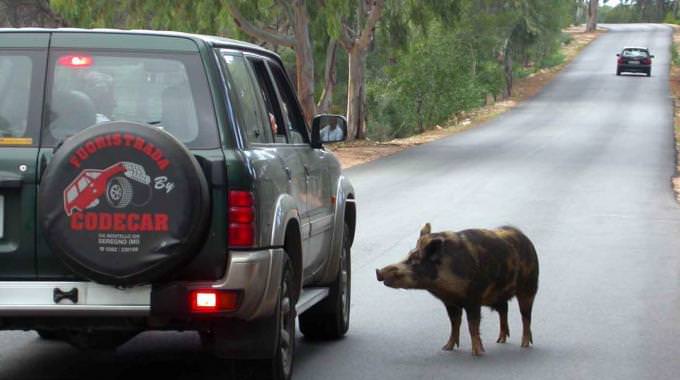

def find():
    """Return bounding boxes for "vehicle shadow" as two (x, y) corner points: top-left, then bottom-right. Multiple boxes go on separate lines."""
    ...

(0, 332), (228, 380)
(0, 331), (345, 380)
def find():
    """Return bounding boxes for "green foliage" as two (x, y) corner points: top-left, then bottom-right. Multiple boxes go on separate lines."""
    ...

(47, 0), (574, 141)
(368, 22), (485, 140)
(603, 4), (641, 23)
(51, 0), (236, 35)
(664, 12), (680, 25)
(366, 0), (572, 140)
(672, 42), (680, 66)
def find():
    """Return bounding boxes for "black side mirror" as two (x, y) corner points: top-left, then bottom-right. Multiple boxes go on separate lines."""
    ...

(616, 53), (620, 57)
(312, 114), (347, 148)
(650, 54), (655, 58)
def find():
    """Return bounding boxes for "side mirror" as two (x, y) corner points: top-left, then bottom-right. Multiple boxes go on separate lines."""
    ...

(312, 114), (347, 148)
(650, 54), (655, 58)
(616, 53), (620, 57)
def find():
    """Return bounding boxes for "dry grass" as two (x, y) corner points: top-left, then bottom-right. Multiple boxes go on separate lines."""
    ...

(669, 24), (680, 201)
(330, 25), (604, 169)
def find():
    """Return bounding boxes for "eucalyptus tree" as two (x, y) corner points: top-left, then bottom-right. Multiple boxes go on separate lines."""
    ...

(51, 0), (235, 34)
(0, 0), (66, 27)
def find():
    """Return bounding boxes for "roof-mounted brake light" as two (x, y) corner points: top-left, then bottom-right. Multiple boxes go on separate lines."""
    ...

(58, 55), (93, 68)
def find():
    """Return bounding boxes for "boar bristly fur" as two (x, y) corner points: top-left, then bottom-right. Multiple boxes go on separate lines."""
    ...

(376, 223), (539, 356)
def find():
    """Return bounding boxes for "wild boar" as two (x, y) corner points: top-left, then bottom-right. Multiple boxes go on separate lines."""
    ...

(376, 223), (539, 355)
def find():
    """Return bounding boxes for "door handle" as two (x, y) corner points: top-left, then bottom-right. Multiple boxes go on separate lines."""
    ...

(0, 172), (22, 188)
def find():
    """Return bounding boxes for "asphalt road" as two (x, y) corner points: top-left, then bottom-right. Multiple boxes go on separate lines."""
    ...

(2, 24), (680, 380)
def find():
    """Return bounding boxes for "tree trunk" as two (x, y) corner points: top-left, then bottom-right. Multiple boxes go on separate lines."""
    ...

(338, 0), (385, 140)
(292, 1), (316, 123)
(228, 1), (316, 123)
(346, 47), (367, 140)
(0, 0), (67, 27)
(586, 0), (597, 32)
(504, 53), (513, 98)
(317, 39), (338, 114)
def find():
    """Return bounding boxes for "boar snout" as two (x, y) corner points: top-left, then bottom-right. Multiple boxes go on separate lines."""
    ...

(376, 269), (384, 282)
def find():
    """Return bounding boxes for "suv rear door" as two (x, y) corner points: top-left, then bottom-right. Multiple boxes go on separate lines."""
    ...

(0, 33), (49, 279)
(35, 33), (227, 280)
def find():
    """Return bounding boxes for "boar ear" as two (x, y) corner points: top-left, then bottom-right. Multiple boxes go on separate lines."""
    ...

(420, 223), (432, 237)
(423, 237), (443, 258)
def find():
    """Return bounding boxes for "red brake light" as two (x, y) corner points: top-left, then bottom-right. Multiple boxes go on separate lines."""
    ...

(642, 58), (651, 65)
(229, 191), (254, 207)
(617, 58), (624, 64)
(58, 55), (93, 68)
(228, 191), (255, 247)
(190, 290), (239, 313)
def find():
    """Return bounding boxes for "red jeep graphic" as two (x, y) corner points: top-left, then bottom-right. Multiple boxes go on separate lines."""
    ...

(63, 163), (128, 216)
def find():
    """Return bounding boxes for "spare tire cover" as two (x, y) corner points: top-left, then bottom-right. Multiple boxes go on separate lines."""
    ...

(39, 121), (210, 285)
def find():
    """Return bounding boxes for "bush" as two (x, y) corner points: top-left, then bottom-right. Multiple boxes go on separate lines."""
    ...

(367, 24), (485, 140)
(672, 42), (680, 66)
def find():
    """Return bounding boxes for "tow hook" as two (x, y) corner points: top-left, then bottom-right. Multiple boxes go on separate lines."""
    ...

(53, 288), (79, 304)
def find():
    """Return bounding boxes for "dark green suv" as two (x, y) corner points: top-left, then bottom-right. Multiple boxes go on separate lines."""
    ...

(0, 29), (355, 380)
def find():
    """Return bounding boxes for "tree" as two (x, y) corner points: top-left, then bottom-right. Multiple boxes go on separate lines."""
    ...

(227, 1), (318, 123)
(0, 0), (67, 27)
(586, 0), (597, 31)
(51, 0), (235, 34)
(334, 0), (386, 139)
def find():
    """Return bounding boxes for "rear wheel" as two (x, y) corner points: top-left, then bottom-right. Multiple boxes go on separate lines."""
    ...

(299, 222), (351, 340)
(616, 69), (621, 76)
(646, 69), (651, 77)
(230, 257), (296, 380)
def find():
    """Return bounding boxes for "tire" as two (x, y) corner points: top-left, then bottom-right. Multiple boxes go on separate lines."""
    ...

(299, 222), (351, 340)
(646, 69), (651, 77)
(38, 121), (210, 286)
(231, 257), (296, 380)
(616, 69), (621, 76)
(106, 176), (133, 208)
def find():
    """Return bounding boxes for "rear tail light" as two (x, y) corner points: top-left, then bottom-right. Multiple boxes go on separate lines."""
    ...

(190, 290), (239, 313)
(228, 191), (255, 247)
(58, 54), (94, 68)
(617, 58), (624, 64)
(642, 58), (651, 65)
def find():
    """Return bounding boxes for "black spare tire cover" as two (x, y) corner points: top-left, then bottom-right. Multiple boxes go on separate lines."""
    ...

(39, 121), (210, 286)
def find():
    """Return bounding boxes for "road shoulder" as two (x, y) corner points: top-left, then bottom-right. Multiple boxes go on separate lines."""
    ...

(669, 24), (680, 202)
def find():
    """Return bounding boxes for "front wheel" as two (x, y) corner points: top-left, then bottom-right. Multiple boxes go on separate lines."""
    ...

(299, 222), (351, 340)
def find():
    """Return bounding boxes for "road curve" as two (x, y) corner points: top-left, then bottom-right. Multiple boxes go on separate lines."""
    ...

(0, 24), (679, 380)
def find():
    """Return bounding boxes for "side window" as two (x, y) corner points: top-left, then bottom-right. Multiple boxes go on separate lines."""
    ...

(222, 54), (272, 144)
(267, 62), (309, 144)
(248, 57), (288, 144)
(0, 54), (33, 139)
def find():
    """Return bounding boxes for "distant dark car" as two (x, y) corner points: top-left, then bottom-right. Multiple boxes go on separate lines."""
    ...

(617, 47), (654, 77)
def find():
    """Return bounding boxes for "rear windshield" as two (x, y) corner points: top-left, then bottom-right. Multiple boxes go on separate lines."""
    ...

(44, 50), (218, 148)
(622, 49), (649, 58)
(0, 52), (42, 141)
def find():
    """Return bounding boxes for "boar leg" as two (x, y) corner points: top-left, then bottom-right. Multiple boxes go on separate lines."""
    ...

(493, 301), (510, 343)
(442, 306), (462, 351)
(518, 294), (535, 347)
(464, 305), (485, 355)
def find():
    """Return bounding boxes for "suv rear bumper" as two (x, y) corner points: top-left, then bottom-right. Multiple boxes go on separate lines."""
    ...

(0, 248), (284, 322)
